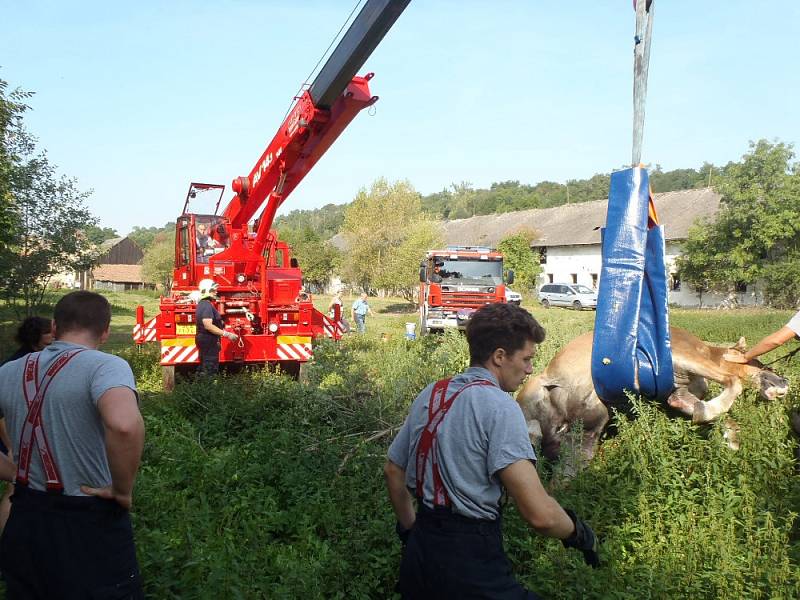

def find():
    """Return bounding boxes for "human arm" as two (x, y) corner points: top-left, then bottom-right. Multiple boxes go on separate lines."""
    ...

(724, 326), (797, 364)
(0, 453), (15, 482)
(82, 387), (144, 510)
(202, 317), (238, 341)
(384, 460), (416, 531)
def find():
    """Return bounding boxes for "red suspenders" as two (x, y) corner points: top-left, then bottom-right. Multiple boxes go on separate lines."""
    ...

(18, 349), (85, 491)
(415, 377), (495, 507)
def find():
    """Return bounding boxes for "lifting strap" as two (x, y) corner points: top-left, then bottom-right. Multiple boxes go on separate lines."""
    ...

(415, 378), (495, 507)
(17, 349), (85, 491)
(591, 1), (672, 412)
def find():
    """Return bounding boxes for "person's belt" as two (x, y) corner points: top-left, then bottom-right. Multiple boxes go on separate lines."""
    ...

(416, 503), (500, 535)
(11, 484), (124, 514)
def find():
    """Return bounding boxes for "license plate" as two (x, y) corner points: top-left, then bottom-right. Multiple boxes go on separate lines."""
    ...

(176, 324), (196, 335)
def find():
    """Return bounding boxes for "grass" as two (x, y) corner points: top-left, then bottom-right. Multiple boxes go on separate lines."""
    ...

(0, 289), (798, 598)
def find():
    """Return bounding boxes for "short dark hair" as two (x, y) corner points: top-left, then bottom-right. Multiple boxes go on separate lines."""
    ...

(466, 303), (545, 365)
(53, 291), (111, 339)
(15, 316), (52, 350)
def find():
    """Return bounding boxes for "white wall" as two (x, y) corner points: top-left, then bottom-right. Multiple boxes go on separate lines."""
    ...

(537, 242), (763, 308)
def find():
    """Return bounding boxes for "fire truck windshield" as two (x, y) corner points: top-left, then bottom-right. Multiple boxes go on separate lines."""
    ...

(434, 258), (503, 283)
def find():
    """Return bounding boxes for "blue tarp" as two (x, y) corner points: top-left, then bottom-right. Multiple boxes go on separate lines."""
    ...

(591, 167), (673, 413)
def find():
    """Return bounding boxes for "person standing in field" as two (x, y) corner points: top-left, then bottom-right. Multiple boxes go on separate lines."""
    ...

(195, 279), (238, 376)
(351, 292), (375, 334)
(384, 303), (600, 598)
(0, 290), (146, 598)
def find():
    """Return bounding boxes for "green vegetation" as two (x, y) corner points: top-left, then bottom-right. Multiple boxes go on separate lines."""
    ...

(5, 290), (798, 598)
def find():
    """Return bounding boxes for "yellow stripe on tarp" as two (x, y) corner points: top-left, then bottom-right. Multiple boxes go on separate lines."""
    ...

(277, 335), (312, 345)
(161, 338), (196, 347)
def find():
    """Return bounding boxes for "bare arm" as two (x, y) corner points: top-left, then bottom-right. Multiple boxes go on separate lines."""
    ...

(82, 387), (144, 509)
(725, 326), (797, 363)
(384, 460), (416, 530)
(0, 454), (16, 482)
(202, 317), (225, 337)
(498, 459), (574, 538)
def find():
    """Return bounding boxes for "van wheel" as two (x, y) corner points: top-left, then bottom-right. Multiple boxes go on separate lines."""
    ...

(573, 300), (583, 310)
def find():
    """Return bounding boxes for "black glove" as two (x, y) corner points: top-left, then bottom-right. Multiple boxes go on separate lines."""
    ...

(395, 521), (410, 546)
(561, 509), (600, 568)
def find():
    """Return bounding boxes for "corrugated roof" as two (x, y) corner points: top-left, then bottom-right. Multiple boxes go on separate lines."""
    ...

(92, 264), (144, 283)
(442, 188), (720, 248)
(329, 187), (720, 251)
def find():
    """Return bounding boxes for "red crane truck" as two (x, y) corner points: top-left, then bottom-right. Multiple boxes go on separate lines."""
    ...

(418, 246), (515, 334)
(133, 0), (411, 388)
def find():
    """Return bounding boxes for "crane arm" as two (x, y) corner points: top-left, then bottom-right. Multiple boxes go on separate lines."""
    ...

(222, 0), (410, 241)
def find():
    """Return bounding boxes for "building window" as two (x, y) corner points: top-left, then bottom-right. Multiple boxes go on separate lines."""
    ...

(735, 281), (747, 293)
(591, 273), (598, 289)
(571, 273), (577, 284)
(671, 274), (681, 291)
(547, 273), (554, 283)
(538, 247), (547, 265)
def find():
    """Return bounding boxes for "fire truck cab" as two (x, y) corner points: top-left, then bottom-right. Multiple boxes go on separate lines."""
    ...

(418, 246), (514, 334)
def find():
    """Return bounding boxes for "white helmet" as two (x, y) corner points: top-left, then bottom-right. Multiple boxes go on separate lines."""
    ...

(198, 278), (218, 299)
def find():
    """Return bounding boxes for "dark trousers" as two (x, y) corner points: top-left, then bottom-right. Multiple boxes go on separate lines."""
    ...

(398, 506), (540, 600)
(196, 334), (220, 376)
(0, 486), (143, 600)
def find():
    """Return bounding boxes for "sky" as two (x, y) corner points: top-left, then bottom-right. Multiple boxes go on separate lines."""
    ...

(2, 1), (799, 235)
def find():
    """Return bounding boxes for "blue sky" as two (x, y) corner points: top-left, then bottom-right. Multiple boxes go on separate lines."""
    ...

(2, 1), (798, 235)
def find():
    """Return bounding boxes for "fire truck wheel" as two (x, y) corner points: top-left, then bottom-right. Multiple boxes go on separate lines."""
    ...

(162, 366), (176, 392)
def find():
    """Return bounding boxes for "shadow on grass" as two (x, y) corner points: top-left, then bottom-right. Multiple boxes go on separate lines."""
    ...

(379, 303), (417, 315)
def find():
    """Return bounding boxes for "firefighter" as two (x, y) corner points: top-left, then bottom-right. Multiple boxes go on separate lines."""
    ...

(384, 303), (600, 598)
(195, 279), (238, 376)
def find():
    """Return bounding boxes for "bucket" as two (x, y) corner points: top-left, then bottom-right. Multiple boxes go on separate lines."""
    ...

(405, 322), (416, 340)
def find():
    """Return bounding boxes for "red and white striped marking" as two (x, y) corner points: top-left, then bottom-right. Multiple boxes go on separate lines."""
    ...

(322, 315), (345, 338)
(160, 345), (200, 365)
(133, 317), (158, 343)
(276, 342), (312, 361)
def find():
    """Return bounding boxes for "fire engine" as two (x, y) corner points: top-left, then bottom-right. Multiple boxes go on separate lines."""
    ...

(418, 247), (515, 334)
(133, 0), (411, 388)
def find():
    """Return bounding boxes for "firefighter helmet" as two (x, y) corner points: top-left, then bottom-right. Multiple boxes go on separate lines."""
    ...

(198, 278), (218, 299)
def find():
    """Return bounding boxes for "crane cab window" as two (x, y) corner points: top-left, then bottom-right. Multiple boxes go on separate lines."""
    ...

(177, 219), (190, 267)
(195, 216), (230, 264)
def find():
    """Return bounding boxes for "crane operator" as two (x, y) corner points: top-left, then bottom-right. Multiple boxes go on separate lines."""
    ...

(195, 279), (238, 376)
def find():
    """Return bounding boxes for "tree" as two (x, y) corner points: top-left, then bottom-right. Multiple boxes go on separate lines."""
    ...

(341, 178), (442, 300)
(277, 225), (339, 292)
(128, 222), (175, 250)
(497, 229), (542, 295)
(676, 140), (800, 306)
(0, 153), (96, 313)
(83, 224), (119, 245)
(142, 231), (176, 291)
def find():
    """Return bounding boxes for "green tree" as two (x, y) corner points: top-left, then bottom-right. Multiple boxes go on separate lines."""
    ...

(128, 222), (175, 250)
(142, 231), (176, 291)
(341, 178), (442, 299)
(277, 225), (339, 292)
(83, 224), (119, 245)
(677, 139), (800, 306)
(497, 229), (541, 295)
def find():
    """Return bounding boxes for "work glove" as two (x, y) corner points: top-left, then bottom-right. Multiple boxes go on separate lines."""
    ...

(223, 331), (239, 342)
(395, 521), (411, 546)
(562, 509), (600, 568)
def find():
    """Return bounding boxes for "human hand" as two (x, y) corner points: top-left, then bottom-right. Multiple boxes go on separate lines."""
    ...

(395, 521), (411, 546)
(80, 485), (132, 510)
(562, 509), (600, 568)
(223, 331), (239, 342)
(722, 351), (748, 364)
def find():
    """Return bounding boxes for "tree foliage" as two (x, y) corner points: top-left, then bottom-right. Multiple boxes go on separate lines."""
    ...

(497, 229), (542, 294)
(341, 178), (442, 300)
(142, 231), (175, 291)
(0, 77), (96, 313)
(676, 140), (800, 306)
(277, 226), (339, 292)
(128, 222), (175, 250)
(83, 224), (119, 245)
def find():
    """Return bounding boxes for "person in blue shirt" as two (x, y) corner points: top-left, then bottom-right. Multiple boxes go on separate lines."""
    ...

(351, 293), (375, 333)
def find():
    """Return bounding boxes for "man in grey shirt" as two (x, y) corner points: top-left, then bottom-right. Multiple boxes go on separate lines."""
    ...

(0, 291), (145, 599)
(385, 303), (599, 598)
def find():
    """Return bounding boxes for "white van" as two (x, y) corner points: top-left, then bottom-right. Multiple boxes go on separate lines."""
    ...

(538, 283), (597, 310)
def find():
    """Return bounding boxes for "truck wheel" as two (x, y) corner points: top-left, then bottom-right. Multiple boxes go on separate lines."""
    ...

(542, 299), (550, 309)
(573, 300), (583, 310)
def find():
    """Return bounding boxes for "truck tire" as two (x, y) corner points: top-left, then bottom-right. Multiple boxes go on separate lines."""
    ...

(162, 366), (175, 392)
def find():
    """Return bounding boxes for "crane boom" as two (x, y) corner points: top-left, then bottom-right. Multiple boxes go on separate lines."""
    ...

(223, 0), (410, 249)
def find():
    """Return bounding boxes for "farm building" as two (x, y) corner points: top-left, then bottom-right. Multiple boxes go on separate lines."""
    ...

(439, 187), (759, 308)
